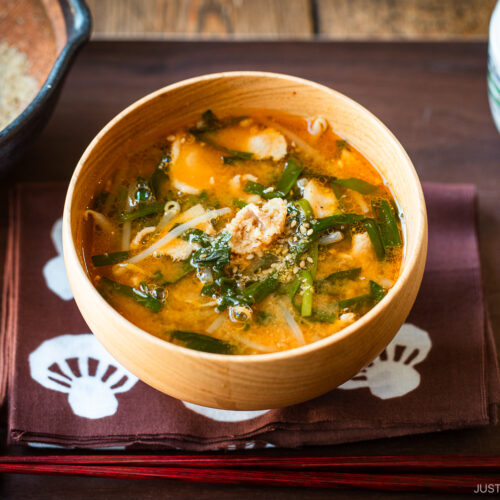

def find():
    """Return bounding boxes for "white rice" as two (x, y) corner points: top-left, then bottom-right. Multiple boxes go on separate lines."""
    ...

(0, 42), (38, 131)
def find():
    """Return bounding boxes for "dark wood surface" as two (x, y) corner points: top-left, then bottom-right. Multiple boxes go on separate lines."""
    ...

(1, 40), (499, 499)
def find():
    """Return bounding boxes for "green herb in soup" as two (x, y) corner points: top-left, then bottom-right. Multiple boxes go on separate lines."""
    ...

(84, 111), (403, 355)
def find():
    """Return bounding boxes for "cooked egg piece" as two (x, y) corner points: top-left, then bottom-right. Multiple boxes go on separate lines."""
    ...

(170, 136), (220, 195)
(247, 128), (287, 160)
(211, 125), (287, 161)
(303, 179), (338, 218)
(229, 174), (262, 203)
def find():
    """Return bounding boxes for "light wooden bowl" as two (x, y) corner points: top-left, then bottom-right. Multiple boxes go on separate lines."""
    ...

(63, 72), (427, 410)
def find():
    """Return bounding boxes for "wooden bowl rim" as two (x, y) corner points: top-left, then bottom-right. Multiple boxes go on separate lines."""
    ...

(0, 0), (91, 141)
(64, 70), (427, 365)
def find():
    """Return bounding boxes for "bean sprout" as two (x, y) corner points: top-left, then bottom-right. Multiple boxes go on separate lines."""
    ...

(131, 226), (156, 248)
(318, 231), (343, 245)
(127, 207), (231, 264)
(206, 314), (225, 333)
(158, 200), (181, 230)
(279, 303), (305, 346)
(307, 116), (328, 136)
(84, 210), (115, 235)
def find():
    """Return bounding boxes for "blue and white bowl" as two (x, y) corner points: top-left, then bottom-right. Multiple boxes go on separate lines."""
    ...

(489, 0), (500, 133)
(0, 0), (91, 177)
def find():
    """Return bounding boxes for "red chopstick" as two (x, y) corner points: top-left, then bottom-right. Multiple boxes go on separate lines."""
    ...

(0, 463), (496, 493)
(1, 454), (499, 471)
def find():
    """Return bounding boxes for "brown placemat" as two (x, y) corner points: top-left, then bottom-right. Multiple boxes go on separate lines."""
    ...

(1, 182), (499, 450)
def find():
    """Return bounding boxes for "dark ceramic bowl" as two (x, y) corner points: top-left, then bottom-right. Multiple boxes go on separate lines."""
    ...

(0, 0), (91, 176)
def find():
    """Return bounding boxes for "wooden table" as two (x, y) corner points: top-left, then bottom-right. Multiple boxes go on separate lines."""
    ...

(85, 0), (496, 40)
(1, 40), (499, 499)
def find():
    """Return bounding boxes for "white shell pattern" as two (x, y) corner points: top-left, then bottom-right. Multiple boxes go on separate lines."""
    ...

(181, 401), (270, 422)
(42, 217), (73, 301)
(224, 441), (276, 450)
(29, 334), (138, 419)
(339, 323), (432, 399)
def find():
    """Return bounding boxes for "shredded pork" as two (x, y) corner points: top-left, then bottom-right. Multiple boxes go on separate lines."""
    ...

(225, 198), (287, 255)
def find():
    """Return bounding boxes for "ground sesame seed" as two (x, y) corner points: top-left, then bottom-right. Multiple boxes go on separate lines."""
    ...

(306, 228), (314, 236)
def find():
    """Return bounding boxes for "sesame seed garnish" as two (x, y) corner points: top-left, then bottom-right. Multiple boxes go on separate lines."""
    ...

(299, 225), (307, 235)
(300, 260), (306, 268)
(307, 256), (314, 263)
(246, 253), (255, 260)
(290, 220), (297, 228)
(306, 228), (314, 236)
